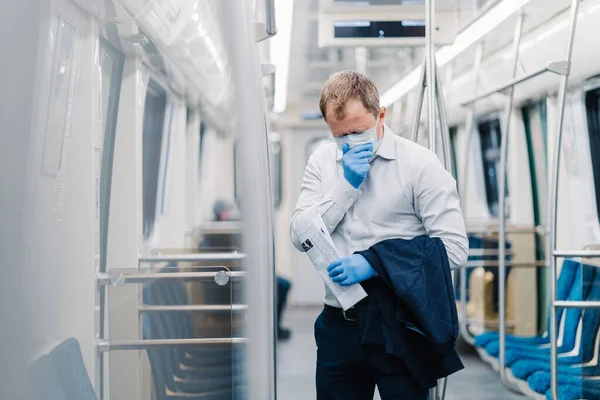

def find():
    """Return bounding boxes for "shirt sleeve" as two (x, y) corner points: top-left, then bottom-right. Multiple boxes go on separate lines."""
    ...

(290, 151), (360, 252)
(413, 152), (469, 270)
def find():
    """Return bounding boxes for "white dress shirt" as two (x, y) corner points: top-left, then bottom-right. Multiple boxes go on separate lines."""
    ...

(290, 125), (469, 308)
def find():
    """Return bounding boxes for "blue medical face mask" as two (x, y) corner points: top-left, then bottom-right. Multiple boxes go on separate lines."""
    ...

(334, 125), (381, 161)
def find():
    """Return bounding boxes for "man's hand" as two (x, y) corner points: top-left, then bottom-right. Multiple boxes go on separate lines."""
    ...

(341, 142), (372, 189)
(327, 254), (376, 286)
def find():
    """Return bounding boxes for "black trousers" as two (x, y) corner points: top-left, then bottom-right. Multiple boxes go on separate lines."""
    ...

(314, 307), (428, 400)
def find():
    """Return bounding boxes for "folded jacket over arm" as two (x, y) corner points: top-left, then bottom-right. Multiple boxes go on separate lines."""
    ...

(355, 235), (464, 389)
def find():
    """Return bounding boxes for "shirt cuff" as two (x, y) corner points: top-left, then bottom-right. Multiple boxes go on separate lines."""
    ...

(325, 177), (360, 211)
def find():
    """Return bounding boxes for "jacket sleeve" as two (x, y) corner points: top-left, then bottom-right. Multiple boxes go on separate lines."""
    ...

(290, 151), (360, 251)
(413, 153), (469, 270)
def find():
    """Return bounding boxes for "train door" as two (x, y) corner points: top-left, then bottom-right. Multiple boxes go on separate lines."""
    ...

(21, 0), (99, 378)
(289, 130), (332, 305)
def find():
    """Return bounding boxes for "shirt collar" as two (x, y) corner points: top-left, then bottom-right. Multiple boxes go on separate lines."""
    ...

(336, 123), (397, 161)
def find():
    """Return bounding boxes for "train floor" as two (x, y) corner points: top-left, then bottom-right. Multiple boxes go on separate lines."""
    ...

(276, 306), (524, 400)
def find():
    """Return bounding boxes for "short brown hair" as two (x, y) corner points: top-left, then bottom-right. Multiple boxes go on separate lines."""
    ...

(319, 70), (380, 121)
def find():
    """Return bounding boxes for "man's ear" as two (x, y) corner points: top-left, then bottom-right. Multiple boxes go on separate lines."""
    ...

(378, 106), (387, 122)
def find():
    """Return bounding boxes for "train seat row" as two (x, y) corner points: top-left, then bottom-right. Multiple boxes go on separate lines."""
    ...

(142, 267), (245, 400)
(473, 259), (600, 400)
(28, 338), (97, 400)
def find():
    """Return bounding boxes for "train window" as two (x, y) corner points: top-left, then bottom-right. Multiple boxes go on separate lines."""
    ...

(522, 101), (548, 227)
(41, 19), (78, 175)
(477, 118), (509, 218)
(198, 121), (206, 182)
(99, 38), (124, 273)
(269, 133), (283, 209)
(522, 100), (549, 332)
(449, 126), (458, 181)
(585, 88), (600, 223)
(142, 81), (167, 239)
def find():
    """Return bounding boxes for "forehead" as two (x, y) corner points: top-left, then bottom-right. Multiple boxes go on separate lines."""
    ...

(326, 100), (376, 135)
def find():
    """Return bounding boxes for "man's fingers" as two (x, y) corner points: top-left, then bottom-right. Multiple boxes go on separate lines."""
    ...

(339, 277), (352, 286)
(328, 266), (344, 278)
(342, 143), (350, 154)
(349, 143), (373, 153)
(327, 259), (343, 272)
(332, 271), (347, 283)
(349, 149), (373, 160)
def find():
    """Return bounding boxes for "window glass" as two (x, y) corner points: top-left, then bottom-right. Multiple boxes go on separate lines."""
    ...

(522, 99), (549, 333)
(522, 101), (548, 226)
(99, 38), (124, 273)
(42, 19), (78, 175)
(585, 87), (600, 224)
(269, 133), (282, 209)
(449, 126), (458, 181)
(477, 118), (509, 218)
(198, 121), (206, 182)
(142, 81), (167, 239)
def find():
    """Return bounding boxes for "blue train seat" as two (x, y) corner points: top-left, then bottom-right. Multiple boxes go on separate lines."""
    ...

(474, 259), (579, 348)
(529, 370), (600, 393)
(28, 354), (67, 400)
(505, 264), (600, 398)
(481, 261), (594, 366)
(142, 273), (241, 400)
(544, 384), (600, 400)
(28, 338), (97, 400)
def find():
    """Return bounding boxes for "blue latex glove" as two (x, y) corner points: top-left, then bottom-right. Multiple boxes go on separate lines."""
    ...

(341, 142), (373, 188)
(327, 254), (376, 286)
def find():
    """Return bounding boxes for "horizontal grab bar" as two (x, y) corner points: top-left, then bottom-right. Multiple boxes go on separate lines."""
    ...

(554, 250), (600, 258)
(466, 225), (546, 235)
(459, 260), (547, 269)
(97, 271), (246, 286)
(468, 249), (515, 256)
(460, 61), (568, 106)
(139, 252), (245, 263)
(139, 304), (248, 312)
(197, 222), (242, 235)
(96, 337), (248, 352)
(553, 300), (600, 309)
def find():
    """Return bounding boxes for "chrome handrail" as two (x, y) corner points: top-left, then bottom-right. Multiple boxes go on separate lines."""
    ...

(547, 1), (582, 397)
(138, 304), (247, 312)
(138, 252), (245, 263)
(461, 260), (546, 268)
(460, 62), (569, 106)
(97, 270), (245, 286)
(96, 337), (247, 352)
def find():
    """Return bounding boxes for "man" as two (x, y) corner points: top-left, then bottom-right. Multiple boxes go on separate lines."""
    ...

(289, 70), (468, 399)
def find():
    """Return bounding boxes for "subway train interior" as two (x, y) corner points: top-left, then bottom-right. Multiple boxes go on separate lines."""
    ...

(3, 0), (600, 399)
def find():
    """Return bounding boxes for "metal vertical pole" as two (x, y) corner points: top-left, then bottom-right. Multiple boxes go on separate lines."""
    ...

(426, 5), (436, 399)
(411, 59), (427, 143)
(434, 56), (452, 173)
(459, 42), (484, 212)
(498, 12), (523, 389)
(426, 0), (436, 153)
(228, 1), (276, 399)
(459, 42), (483, 346)
(549, 1), (580, 398)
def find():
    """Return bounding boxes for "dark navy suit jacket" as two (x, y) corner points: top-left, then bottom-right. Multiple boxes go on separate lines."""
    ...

(355, 235), (464, 389)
